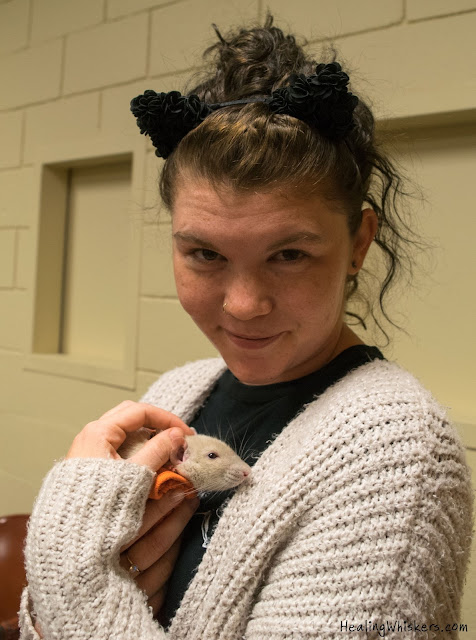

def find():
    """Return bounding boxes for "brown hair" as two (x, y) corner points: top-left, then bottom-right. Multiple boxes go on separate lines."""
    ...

(158, 12), (427, 345)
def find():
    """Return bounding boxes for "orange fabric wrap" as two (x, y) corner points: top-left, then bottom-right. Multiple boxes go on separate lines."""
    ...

(148, 466), (197, 500)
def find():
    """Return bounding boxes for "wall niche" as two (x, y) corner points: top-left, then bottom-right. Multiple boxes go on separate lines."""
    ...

(28, 139), (144, 388)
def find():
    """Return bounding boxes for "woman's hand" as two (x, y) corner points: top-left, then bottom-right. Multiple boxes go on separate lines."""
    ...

(66, 400), (200, 617)
(118, 490), (198, 615)
(66, 400), (195, 469)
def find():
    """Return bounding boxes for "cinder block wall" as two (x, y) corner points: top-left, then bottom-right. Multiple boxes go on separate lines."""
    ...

(1, 0), (475, 627)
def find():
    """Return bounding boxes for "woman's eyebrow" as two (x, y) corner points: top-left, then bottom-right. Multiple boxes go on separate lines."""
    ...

(267, 232), (325, 250)
(173, 231), (325, 250)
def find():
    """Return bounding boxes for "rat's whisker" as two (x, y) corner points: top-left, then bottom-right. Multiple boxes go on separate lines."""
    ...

(236, 423), (252, 458)
(211, 419), (222, 442)
(224, 419), (235, 449)
(238, 430), (255, 460)
(181, 487), (198, 498)
(198, 420), (211, 437)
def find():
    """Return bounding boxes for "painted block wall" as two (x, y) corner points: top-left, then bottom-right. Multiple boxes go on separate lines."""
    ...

(0, 0), (475, 630)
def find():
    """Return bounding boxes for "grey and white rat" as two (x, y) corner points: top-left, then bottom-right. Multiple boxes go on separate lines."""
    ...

(119, 429), (251, 493)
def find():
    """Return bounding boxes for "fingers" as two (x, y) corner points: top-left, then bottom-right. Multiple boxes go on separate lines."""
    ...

(120, 495), (199, 610)
(120, 489), (188, 551)
(122, 495), (199, 574)
(99, 403), (194, 436)
(135, 536), (183, 603)
(127, 427), (186, 471)
(149, 588), (166, 617)
(67, 402), (195, 461)
(99, 400), (136, 420)
(120, 491), (200, 616)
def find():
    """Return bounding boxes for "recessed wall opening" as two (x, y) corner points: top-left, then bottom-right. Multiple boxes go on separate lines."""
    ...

(33, 154), (133, 367)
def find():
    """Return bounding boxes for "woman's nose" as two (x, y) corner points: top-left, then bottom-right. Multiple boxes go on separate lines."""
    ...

(224, 276), (272, 320)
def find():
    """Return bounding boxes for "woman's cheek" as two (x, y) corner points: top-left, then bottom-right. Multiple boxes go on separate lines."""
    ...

(174, 264), (196, 310)
(175, 270), (215, 322)
(300, 269), (346, 324)
(177, 282), (202, 317)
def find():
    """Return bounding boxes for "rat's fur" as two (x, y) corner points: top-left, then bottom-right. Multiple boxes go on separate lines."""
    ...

(118, 429), (251, 493)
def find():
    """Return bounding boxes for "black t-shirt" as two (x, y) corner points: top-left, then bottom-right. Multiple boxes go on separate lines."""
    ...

(159, 345), (385, 628)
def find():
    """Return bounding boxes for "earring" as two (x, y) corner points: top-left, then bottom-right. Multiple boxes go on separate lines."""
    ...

(223, 302), (228, 314)
(352, 260), (357, 269)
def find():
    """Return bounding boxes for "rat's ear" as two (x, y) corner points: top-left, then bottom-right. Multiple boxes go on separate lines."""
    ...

(170, 440), (188, 466)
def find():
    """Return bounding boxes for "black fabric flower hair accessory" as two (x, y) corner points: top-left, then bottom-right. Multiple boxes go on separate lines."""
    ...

(130, 62), (358, 159)
(267, 62), (359, 140)
(130, 90), (213, 159)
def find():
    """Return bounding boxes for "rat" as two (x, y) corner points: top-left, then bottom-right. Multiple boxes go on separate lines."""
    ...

(118, 428), (251, 493)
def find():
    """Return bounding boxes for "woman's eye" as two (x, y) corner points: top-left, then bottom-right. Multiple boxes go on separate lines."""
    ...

(187, 248), (307, 264)
(191, 249), (221, 262)
(274, 249), (306, 262)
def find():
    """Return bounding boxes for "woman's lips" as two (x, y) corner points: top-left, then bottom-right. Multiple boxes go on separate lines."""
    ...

(224, 330), (283, 350)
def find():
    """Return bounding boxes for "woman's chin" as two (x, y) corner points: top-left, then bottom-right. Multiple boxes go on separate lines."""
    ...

(224, 358), (285, 386)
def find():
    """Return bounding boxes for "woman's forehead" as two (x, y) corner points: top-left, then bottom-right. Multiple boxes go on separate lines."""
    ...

(172, 177), (340, 224)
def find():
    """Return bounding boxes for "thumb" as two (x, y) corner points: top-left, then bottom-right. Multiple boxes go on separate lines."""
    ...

(126, 427), (185, 472)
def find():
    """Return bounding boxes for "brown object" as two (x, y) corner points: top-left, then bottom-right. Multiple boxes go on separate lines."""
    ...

(0, 514), (29, 640)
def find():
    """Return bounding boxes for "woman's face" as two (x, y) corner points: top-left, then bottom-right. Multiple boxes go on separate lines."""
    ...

(172, 177), (374, 385)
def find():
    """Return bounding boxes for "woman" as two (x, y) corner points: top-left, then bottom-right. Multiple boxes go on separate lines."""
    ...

(20, 14), (473, 640)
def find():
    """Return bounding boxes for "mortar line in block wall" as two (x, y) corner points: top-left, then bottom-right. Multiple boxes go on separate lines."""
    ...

(26, 0), (34, 47)
(145, 10), (152, 77)
(137, 368), (164, 376)
(0, 89), (102, 115)
(140, 295), (178, 301)
(311, 20), (406, 46)
(59, 36), (67, 96)
(257, 0), (263, 22)
(104, 0), (186, 25)
(19, 111), (26, 166)
(98, 91), (103, 128)
(0, 70), (196, 115)
(0, 165), (32, 173)
(56, 78), (150, 103)
(12, 229), (19, 288)
(402, 0), (407, 23)
(0, 346), (23, 355)
(408, 8), (476, 24)
(0, 164), (23, 173)
(21, 365), (135, 390)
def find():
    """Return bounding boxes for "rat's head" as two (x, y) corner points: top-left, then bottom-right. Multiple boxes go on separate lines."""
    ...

(172, 434), (251, 493)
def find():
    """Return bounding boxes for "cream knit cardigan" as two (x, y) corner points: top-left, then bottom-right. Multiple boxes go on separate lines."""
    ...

(20, 357), (474, 640)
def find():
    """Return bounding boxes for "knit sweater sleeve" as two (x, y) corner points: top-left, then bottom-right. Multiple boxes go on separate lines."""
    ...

(242, 401), (473, 639)
(19, 458), (169, 640)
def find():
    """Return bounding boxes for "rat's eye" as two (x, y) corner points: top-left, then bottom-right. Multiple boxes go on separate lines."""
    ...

(208, 452), (219, 459)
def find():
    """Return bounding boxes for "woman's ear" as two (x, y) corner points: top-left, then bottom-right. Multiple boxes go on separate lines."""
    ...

(349, 208), (378, 273)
